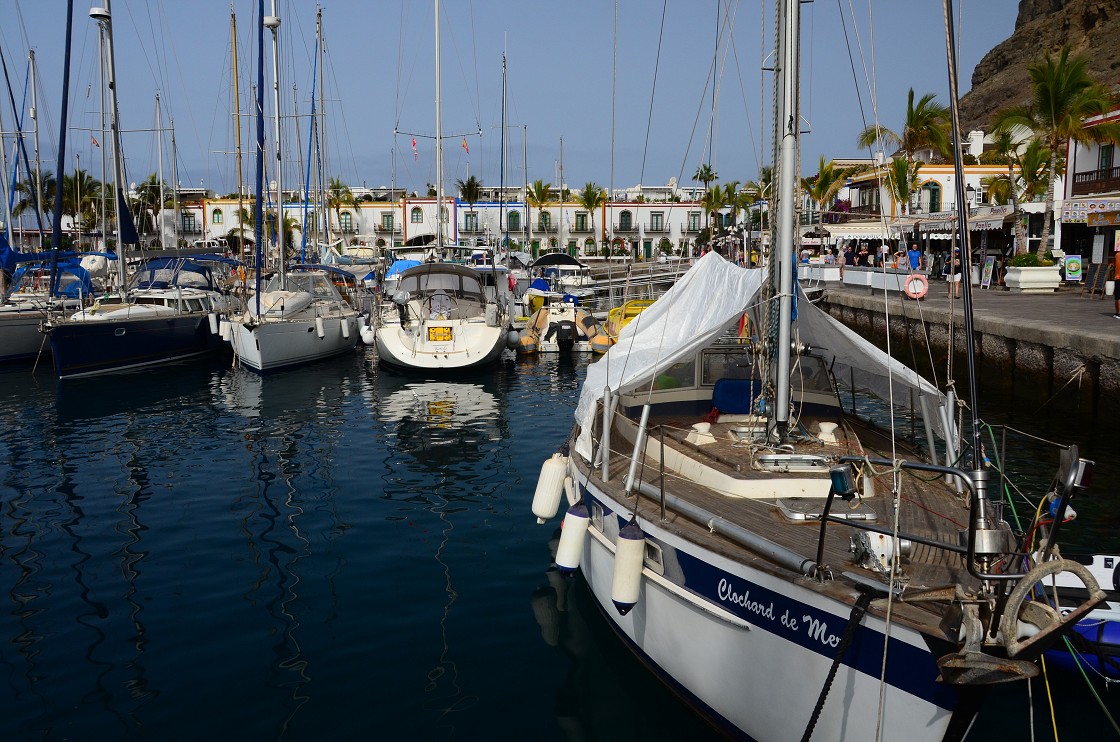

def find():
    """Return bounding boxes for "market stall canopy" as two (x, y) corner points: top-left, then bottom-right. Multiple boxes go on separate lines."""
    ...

(823, 222), (890, 240)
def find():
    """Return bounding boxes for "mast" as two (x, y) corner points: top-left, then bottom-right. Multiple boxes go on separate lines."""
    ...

(499, 49), (506, 249)
(29, 50), (45, 247)
(156, 92), (165, 247)
(170, 119), (180, 249)
(91, 2), (133, 297)
(522, 125), (527, 249)
(317, 7), (331, 248)
(0, 81), (13, 249)
(231, 7), (244, 253)
(768, 0), (800, 442)
(265, 1), (284, 285)
(98, 21), (107, 250)
(434, 0), (444, 246)
(47, 0), (75, 295)
(252, 0), (265, 312)
(559, 135), (564, 253)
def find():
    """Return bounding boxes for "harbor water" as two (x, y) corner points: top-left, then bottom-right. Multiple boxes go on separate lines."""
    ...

(0, 349), (1118, 739)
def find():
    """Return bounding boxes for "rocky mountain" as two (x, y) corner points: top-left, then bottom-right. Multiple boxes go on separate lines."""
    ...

(958, 0), (1120, 133)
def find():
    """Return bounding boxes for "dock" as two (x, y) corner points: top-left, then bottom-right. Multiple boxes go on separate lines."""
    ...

(817, 280), (1120, 410)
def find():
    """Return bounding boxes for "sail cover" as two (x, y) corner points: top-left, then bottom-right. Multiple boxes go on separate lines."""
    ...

(574, 252), (946, 460)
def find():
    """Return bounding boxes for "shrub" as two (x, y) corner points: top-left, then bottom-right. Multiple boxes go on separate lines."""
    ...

(1006, 251), (1055, 267)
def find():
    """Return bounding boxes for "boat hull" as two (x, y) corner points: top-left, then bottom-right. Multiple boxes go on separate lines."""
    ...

(0, 309), (49, 362)
(375, 322), (506, 372)
(229, 314), (360, 373)
(574, 470), (960, 741)
(47, 313), (222, 379)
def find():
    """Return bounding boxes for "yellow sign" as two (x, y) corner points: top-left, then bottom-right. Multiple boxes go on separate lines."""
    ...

(1088, 210), (1120, 227)
(427, 326), (452, 342)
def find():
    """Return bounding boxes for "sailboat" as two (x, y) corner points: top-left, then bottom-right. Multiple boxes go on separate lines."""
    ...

(373, 0), (513, 373)
(531, 2), (1104, 739)
(43, 3), (237, 380)
(223, 0), (361, 374)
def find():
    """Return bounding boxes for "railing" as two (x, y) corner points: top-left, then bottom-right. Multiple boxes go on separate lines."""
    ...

(460, 223), (483, 233)
(340, 225), (357, 234)
(848, 204), (882, 217)
(1072, 165), (1120, 196)
(682, 224), (701, 234)
(180, 225), (202, 235)
(613, 223), (638, 233)
(535, 222), (558, 233)
(645, 223), (669, 233)
(375, 223), (402, 234)
(570, 224), (592, 233)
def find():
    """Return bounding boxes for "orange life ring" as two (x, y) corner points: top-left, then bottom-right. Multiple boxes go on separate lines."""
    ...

(903, 273), (928, 300)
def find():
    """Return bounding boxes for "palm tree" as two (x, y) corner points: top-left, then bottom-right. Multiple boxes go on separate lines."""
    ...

(526, 178), (551, 250)
(575, 182), (606, 256)
(981, 126), (1030, 253)
(456, 174), (482, 211)
(61, 169), (101, 233)
(700, 186), (726, 246)
(12, 171), (57, 221)
(884, 158), (922, 216)
(129, 173), (171, 238)
(801, 156), (848, 223)
(694, 163), (718, 230)
(993, 46), (1120, 258)
(856, 89), (950, 165)
(326, 177), (356, 239)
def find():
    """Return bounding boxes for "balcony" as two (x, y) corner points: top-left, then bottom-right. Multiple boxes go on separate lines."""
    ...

(375, 223), (402, 234)
(1072, 165), (1120, 196)
(613, 222), (638, 233)
(849, 204), (882, 217)
(339, 225), (357, 234)
(460, 222), (484, 233)
(535, 222), (558, 233)
(682, 224), (701, 234)
(645, 223), (669, 233)
(180, 224), (202, 235)
(570, 223), (592, 233)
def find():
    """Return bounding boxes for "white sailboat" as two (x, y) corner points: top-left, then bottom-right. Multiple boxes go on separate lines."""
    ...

(373, 0), (512, 373)
(224, 1), (360, 374)
(532, 2), (1104, 739)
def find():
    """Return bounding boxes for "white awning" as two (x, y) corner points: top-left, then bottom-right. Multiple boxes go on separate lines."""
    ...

(823, 222), (890, 239)
(971, 216), (1008, 231)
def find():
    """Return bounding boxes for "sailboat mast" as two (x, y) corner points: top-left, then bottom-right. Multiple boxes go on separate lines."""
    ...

(265, 1), (284, 284)
(92, 1), (130, 296)
(231, 8), (244, 251)
(156, 92), (165, 247)
(499, 49), (506, 248)
(559, 136), (564, 252)
(0, 83), (13, 249)
(29, 50), (45, 246)
(170, 120), (180, 248)
(434, 0), (444, 246)
(769, 0), (800, 442)
(317, 7), (330, 248)
(47, 0), (75, 295)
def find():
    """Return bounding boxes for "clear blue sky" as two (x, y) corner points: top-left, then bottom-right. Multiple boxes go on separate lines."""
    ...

(1, 0), (1017, 197)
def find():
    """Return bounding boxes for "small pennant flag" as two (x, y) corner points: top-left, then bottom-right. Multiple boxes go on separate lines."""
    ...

(91, 135), (100, 148)
(411, 137), (418, 161)
(461, 137), (469, 155)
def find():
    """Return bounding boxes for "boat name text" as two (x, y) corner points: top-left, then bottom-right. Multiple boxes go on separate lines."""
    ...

(717, 578), (841, 647)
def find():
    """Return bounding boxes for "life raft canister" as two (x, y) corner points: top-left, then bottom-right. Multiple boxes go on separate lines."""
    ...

(904, 273), (928, 300)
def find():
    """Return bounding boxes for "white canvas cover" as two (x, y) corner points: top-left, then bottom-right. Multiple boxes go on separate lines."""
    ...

(574, 252), (947, 460)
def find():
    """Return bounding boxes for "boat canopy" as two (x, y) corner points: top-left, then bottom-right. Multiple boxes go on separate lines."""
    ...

(386, 259), (422, 277)
(574, 252), (947, 459)
(529, 252), (586, 269)
(9, 259), (96, 299)
(131, 257), (217, 291)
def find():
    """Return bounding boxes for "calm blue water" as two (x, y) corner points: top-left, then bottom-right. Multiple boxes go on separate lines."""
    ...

(0, 349), (1117, 740)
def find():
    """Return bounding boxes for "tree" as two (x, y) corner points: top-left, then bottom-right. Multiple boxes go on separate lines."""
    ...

(131, 173), (169, 237)
(884, 157), (921, 216)
(576, 182), (606, 254)
(699, 186), (726, 246)
(12, 171), (57, 221)
(456, 175), (482, 211)
(327, 177), (357, 239)
(994, 46), (1120, 258)
(527, 178), (551, 249)
(693, 163), (718, 230)
(983, 126), (1030, 252)
(856, 88), (950, 164)
(61, 169), (102, 229)
(801, 156), (848, 223)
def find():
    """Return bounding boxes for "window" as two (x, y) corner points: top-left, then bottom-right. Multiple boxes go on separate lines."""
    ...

(411, 206), (423, 223)
(508, 211), (521, 232)
(688, 211), (700, 231)
(619, 210), (632, 230)
(182, 213), (197, 233)
(382, 212), (394, 230)
(575, 212), (588, 232)
(651, 212), (664, 232)
(212, 208), (223, 224)
(340, 211), (354, 232)
(440, 206), (449, 224)
(923, 183), (941, 213)
(1100, 144), (1114, 172)
(540, 211), (551, 229)
(465, 212), (478, 231)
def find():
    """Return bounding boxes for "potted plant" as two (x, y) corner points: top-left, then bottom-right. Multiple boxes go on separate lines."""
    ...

(1004, 250), (1060, 293)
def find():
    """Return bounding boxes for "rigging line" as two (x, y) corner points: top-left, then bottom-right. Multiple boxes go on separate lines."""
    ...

(468, 0), (481, 131)
(637, 0), (668, 186)
(394, 0), (407, 129)
(725, 5), (761, 178)
(709, 0), (741, 172)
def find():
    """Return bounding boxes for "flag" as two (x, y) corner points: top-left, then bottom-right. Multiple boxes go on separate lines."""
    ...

(461, 137), (469, 155)
(411, 137), (418, 161)
(91, 135), (100, 148)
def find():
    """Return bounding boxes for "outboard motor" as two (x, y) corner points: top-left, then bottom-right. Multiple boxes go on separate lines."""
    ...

(547, 320), (578, 353)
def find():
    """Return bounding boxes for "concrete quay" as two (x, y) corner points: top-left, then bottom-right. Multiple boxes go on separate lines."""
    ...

(817, 280), (1120, 405)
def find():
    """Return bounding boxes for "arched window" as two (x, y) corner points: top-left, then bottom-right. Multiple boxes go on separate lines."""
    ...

(340, 211), (354, 232)
(619, 210), (632, 230)
(508, 211), (521, 232)
(540, 211), (551, 229)
(922, 182), (941, 213)
(212, 208), (223, 224)
(411, 207), (423, 223)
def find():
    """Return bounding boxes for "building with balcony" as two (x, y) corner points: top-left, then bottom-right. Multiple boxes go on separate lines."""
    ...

(1060, 107), (1120, 265)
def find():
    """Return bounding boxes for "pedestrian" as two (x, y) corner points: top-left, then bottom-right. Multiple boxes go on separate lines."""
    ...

(907, 242), (923, 271)
(949, 248), (962, 298)
(843, 245), (855, 267)
(857, 247), (871, 267)
(1113, 248), (1120, 319)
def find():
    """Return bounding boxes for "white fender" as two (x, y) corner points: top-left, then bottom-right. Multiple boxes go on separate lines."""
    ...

(341, 317), (351, 339)
(532, 453), (569, 523)
(208, 312), (219, 335)
(612, 520), (646, 615)
(555, 501), (590, 575)
(315, 316), (326, 338)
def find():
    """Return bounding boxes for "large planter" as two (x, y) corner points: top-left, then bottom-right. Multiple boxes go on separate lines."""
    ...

(1004, 265), (1060, 293)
